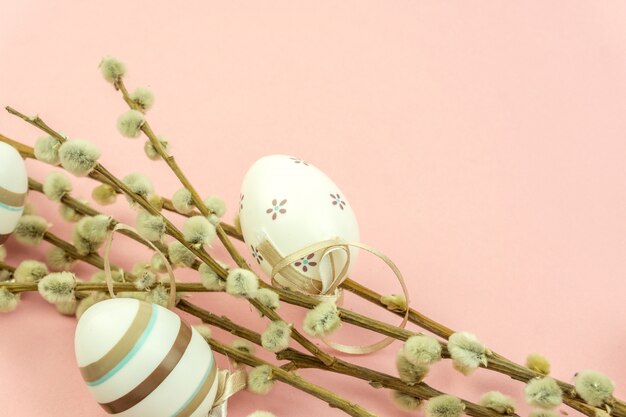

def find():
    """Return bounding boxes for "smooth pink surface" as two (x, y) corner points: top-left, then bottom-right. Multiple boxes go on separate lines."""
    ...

(1, 2), (625, 416)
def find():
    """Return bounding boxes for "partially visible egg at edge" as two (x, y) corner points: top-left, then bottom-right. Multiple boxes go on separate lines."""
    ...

(0, 142), (28, 244)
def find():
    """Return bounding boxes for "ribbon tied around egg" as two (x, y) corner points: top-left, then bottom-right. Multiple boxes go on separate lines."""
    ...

(240, 154), (411, 355)
(258, 237), (410, 354)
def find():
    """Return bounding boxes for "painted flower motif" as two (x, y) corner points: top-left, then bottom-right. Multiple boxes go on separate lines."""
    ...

(239, 193), (245, 210)
(330, 193), (346, 210)
(289, 157), (309, 166)
(266, 199), (287, 220)
(294, 253), (317, 272)
(251, 245), (263, 264)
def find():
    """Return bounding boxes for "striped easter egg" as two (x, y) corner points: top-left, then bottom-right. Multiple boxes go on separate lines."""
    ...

(75, 298), (218, 417)
(0, 142), (28, 244)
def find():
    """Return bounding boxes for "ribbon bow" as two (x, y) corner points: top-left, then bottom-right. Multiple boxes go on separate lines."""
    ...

(260, 237), (411, 354)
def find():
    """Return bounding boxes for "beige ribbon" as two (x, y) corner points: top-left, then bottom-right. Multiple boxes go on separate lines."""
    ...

(208, 369), (248, 417)
(102, 223), (177, 309)
(103, 224), (247, 413)
(269, 238), (410, 355)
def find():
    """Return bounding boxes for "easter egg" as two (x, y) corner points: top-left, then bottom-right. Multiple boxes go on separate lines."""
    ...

(0, 142), (28, 244)
(75, 298), (218, 417)
(239, 155), (359, 294)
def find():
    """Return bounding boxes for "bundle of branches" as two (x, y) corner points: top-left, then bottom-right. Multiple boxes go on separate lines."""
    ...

(0, 57), (622, 417)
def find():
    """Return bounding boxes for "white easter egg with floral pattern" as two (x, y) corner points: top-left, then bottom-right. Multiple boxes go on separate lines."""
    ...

(239, 155), (359, 293)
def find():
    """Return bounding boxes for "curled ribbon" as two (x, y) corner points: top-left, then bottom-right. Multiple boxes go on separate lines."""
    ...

(102, 222), (178, 309)
(208, 369), (248, 417)
(265, 238), (410, 355)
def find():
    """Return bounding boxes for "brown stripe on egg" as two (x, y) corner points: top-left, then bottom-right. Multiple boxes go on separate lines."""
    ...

(80, 302), (153, 383)
(0, 186), (26, 207)
(100, 321), (193, 414)
(175, 365), (218, 417)
(0, 233), (10, 244)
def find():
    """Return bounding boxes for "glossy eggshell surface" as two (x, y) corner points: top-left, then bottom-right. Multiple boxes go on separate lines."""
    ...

(74, 298), (217, 417)
(0, 142), (28, 244)
(239, 155), (359, 292)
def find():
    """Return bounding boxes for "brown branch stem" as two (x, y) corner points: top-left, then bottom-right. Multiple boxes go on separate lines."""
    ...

(113, 80), (249, 269)
(0, 130), (243, 241)
(2, 112), (336, 367)
(178, 299), (511, 417)
(0, 280), (213, 294)
(27, 170), (623, 417)
(1, 260), (370, 417)
(207, 338), (376, 417)
(5, 105), (622, 417)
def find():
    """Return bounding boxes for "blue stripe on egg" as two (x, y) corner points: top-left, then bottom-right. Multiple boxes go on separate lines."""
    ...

(87, 304), (158, 387)
(0, 202), (23, 212)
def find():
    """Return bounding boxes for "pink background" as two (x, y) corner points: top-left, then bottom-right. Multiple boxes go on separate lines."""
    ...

(1, 1), (625, 416)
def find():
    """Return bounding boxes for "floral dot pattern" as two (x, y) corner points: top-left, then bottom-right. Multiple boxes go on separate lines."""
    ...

(251, 245), (263, 264)
(294, 253), (318, 272)
(330, 193), (346, 210)
(266, 198), (287, 220)
(289, 157), (309, 166)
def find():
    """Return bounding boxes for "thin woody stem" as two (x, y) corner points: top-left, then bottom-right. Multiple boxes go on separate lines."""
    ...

(24, 170), (624, 417)
(4, 109), (622, 416)
(207, 339), (376, 417)
(0, 280), (212, 294)
(340, 278), (454, 338)
(1, 261), (370, 417)
(28, 177), (169, 254)
(94, 164), (337, 367)
(178, 299), (513, 417)
(211, 229), (617, 416)
(0, 130), (243, 241)
(335, 281), (612, 416)
(265, 282), (609, 417)
(43, 231), (134, 279)
(112, 81), (249, 269)
(3, 112), (336, 367)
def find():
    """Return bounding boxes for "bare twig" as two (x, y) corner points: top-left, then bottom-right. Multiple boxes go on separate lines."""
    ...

(178, 299), (513, 417)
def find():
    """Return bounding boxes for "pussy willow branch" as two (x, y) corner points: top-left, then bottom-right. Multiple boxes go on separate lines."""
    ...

(2, 114), (336, 368)
(178, 299), (512, 417)
(0, 265), (373, 417)
(263, 279), (607, 417)
(28, 174), (433, 369)
(19, 176), (508, 417)
(95, 163), (338, 367)
(0, 280), (211, 294)
(43, 230), (135, 279)
(340, 278), (454, 338)
(2, 236), (465, 417)
(0, 131), (242, 241)
(4, 107), (338, 368)
(336, 284), (615, 417)
(112, 80), (249, 269)
(207, 340), (376, 417)
(27, 178), (167, 255)
(22, 210), (611, 417)
(21, 150), (620, 417)
(4, 110), (622, 416)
